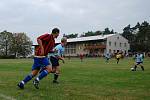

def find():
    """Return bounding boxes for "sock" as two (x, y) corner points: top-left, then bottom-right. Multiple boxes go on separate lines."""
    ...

(141, 66), (144, 71)
(39, 67), (46, 73)
(51, 71), (55, 74)
(22, 74), (34, 84)
(54, 73), (59, 81)
(134, 65), (137, 71)
(37, 70), (49, 81)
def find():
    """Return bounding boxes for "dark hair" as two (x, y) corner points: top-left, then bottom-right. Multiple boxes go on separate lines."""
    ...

(52, 28), (59, 34)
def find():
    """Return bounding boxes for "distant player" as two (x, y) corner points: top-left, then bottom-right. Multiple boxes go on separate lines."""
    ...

(116, 53), (122, 64)
(132, 52), (144, 71)
(68, 55), (71, 60)
(17, 28), (60, 89)
(80, 53), (84, 62)
(104, 53), (111, 63)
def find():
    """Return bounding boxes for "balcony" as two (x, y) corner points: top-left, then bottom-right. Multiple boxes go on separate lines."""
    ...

(84, 44), (106, 49)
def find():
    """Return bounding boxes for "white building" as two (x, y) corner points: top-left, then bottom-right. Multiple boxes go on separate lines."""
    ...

(63, 34), (130, 57)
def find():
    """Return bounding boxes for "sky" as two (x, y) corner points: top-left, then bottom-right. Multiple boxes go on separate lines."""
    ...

(0, 0), (150, 44)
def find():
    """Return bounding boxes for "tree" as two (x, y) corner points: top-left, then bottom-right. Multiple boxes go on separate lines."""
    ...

(63, 33), (78, 38)
(83, 31), (94, 37)
(122, 25), (134, 41)
(122, 21), (150, 52)
(135, 21), (150, 52)
(95, 31), (103, 35)
(0, 30), (14, 56)
(122, 24), (136, 51)
(110, 29), (114, 34)
(80, 31), (103, 37)
(11, 33), (33, 57)
(103, 28), (111, 35)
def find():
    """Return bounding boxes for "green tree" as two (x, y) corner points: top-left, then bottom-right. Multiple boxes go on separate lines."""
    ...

(95, 31), (103, 35)
(84, 31), (94, 37)
(0, 30), (14, 56)
(135, 21), (150, 52)
(63, 33), (78, 38)
(122, 21), (150, 52)
(110, 29), (114, 34)
(11, 33), (33, 57)
(103, 28), (111, 35)
(80, 31), (103, 37)
(122, 25), (134, 41)
(122, 24), (136, 51)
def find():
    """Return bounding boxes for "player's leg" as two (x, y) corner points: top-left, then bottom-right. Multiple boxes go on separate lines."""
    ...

(33, 65), (52, 89)
(17, 70), (39, 89)
(139, 63), (144, 71)
(53, 66), (60, 84)
(49, 56), (60, 83)
(17, 57), (40, 89)
(108, 58), (110, 62)
(117, 58), (119, 64)
(106, 58), (107, 63)
(39, 66), (46, 73)
(134, 62), (138, 71)
(107, 58), (108, 62)
(33, 57), (52, 89)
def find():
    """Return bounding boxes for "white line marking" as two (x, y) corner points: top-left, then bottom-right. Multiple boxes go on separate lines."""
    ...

(0, 93), (16, 100)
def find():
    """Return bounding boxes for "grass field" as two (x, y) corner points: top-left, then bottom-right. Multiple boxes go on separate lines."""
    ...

(0, 57), (150, 100)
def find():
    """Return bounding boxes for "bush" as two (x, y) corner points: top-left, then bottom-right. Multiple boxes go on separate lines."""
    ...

(0, 55), (16, 59)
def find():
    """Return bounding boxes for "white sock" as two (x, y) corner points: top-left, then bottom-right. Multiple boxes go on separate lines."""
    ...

(21, 81), (25, 85)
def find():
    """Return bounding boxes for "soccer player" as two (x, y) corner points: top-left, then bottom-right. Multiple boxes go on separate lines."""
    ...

(79, 53), (84, 62)
(17, 28), (60, 89)
(50, 37), (67, 83)
(132, 52), (144, 71)
(41, 37), (67, 84)
(116, 52), (122, 64)
(104, 53), (111, 63)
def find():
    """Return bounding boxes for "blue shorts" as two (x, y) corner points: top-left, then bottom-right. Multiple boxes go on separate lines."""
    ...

(32, 57), (50, 71)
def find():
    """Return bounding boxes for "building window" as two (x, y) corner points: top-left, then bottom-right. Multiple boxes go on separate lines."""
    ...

(114, 42), (116, 46)
(117, 37), (119, 39)
(109, 41), (111, 46)
(124, 43), (127, 47)
(71, 49), (74, 54)
(65, 44), (76, 54)
(109, 49), (111, 53)
(101, 42), (105, 45)
(120, 43), (122, 47)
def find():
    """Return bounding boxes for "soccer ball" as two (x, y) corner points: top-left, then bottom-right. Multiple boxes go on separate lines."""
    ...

(131, 67), (135, 71)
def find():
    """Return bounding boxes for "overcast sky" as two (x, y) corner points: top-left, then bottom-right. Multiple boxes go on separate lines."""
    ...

(0, 0), (150, 43)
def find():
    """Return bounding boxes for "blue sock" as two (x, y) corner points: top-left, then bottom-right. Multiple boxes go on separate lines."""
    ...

(22, 74), (34, 84)
(37, 70), (49, 81)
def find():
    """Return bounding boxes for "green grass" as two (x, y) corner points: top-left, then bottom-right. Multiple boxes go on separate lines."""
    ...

(0, 58), (150, 100)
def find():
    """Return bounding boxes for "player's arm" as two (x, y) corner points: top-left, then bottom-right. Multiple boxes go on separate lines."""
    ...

(58, 49), (65, 63)
(54, 50), (65, 63)
(58, 56), (65, 63)
(37, 39), (44, 56)
(133, 55), (136, 60)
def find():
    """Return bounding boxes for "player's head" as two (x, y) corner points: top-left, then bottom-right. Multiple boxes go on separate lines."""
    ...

(61, 37), (67, 46)
(52, 28), (60, 38)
